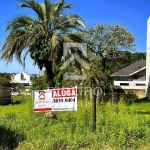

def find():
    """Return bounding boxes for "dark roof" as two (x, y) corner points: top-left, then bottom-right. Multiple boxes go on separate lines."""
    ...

(110, 60), (146, 77)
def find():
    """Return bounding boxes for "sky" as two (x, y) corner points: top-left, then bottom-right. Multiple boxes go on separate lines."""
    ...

(0, 0), (150, 74)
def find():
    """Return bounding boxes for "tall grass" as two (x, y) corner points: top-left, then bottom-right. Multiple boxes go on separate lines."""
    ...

(0, 96), (150, 149)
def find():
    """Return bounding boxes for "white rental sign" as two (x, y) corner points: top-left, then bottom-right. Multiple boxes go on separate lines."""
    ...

(32, 87), (77, 112)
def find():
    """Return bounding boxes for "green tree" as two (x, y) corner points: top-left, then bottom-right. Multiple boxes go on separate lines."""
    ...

(0, 0), (85, 87)
(83, 24), (135, 101)
(0, 73), (10, 80)
(85, 24), (135, 86)
(130, 52), (146, 63)
(0, 77), (10, 87)
(31, 70), (48, 90)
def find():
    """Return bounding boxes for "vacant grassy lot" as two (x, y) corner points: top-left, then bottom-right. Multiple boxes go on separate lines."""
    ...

(0, 96), (150, 150)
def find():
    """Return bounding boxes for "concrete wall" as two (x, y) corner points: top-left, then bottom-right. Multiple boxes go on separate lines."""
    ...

(113, 88), (145, 99)
(146, 17), (150, 98)
(124, 89), (145, 99)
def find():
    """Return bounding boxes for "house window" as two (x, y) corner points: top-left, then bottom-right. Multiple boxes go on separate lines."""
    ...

(21, 73), (26, 80)
(120, 83), (129, 86)
(136, 84), (145, 86)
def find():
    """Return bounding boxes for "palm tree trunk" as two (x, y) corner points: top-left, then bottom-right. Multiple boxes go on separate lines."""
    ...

(45, 62), (54, 88)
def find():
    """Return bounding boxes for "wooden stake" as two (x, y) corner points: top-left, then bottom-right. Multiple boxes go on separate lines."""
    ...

(91, 77), (96, 133)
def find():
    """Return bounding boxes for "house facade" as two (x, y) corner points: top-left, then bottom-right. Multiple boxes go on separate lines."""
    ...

(11, 72), (32, 86)
(110, 60), (146, 98)
(111, 60), (146, 87)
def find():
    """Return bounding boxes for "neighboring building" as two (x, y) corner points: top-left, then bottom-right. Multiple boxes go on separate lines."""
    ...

(11, 72), (33, 86)
(110, 16), (150, 98)
(110, 60), (146, 98)
(111, 60), (146, 87)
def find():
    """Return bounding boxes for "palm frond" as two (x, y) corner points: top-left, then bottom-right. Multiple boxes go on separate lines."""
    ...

(5, 15), (34, 31)
(55, 0), (73, 14)
(17, 0), (45, 21)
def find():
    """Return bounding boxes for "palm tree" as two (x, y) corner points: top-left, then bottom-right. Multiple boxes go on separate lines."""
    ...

(0, 0), (85, 87)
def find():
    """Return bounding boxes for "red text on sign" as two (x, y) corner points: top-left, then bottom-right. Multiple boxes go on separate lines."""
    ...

(52, 88), (76, 98)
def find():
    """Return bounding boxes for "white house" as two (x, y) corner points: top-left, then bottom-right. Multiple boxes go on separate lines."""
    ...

(12, 72), (32, 85)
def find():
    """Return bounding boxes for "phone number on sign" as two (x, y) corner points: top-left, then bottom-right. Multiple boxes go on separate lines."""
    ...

(53, 98), (75, 103)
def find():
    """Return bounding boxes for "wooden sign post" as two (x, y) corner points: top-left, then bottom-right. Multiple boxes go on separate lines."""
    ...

(91, 77), (96, 133)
